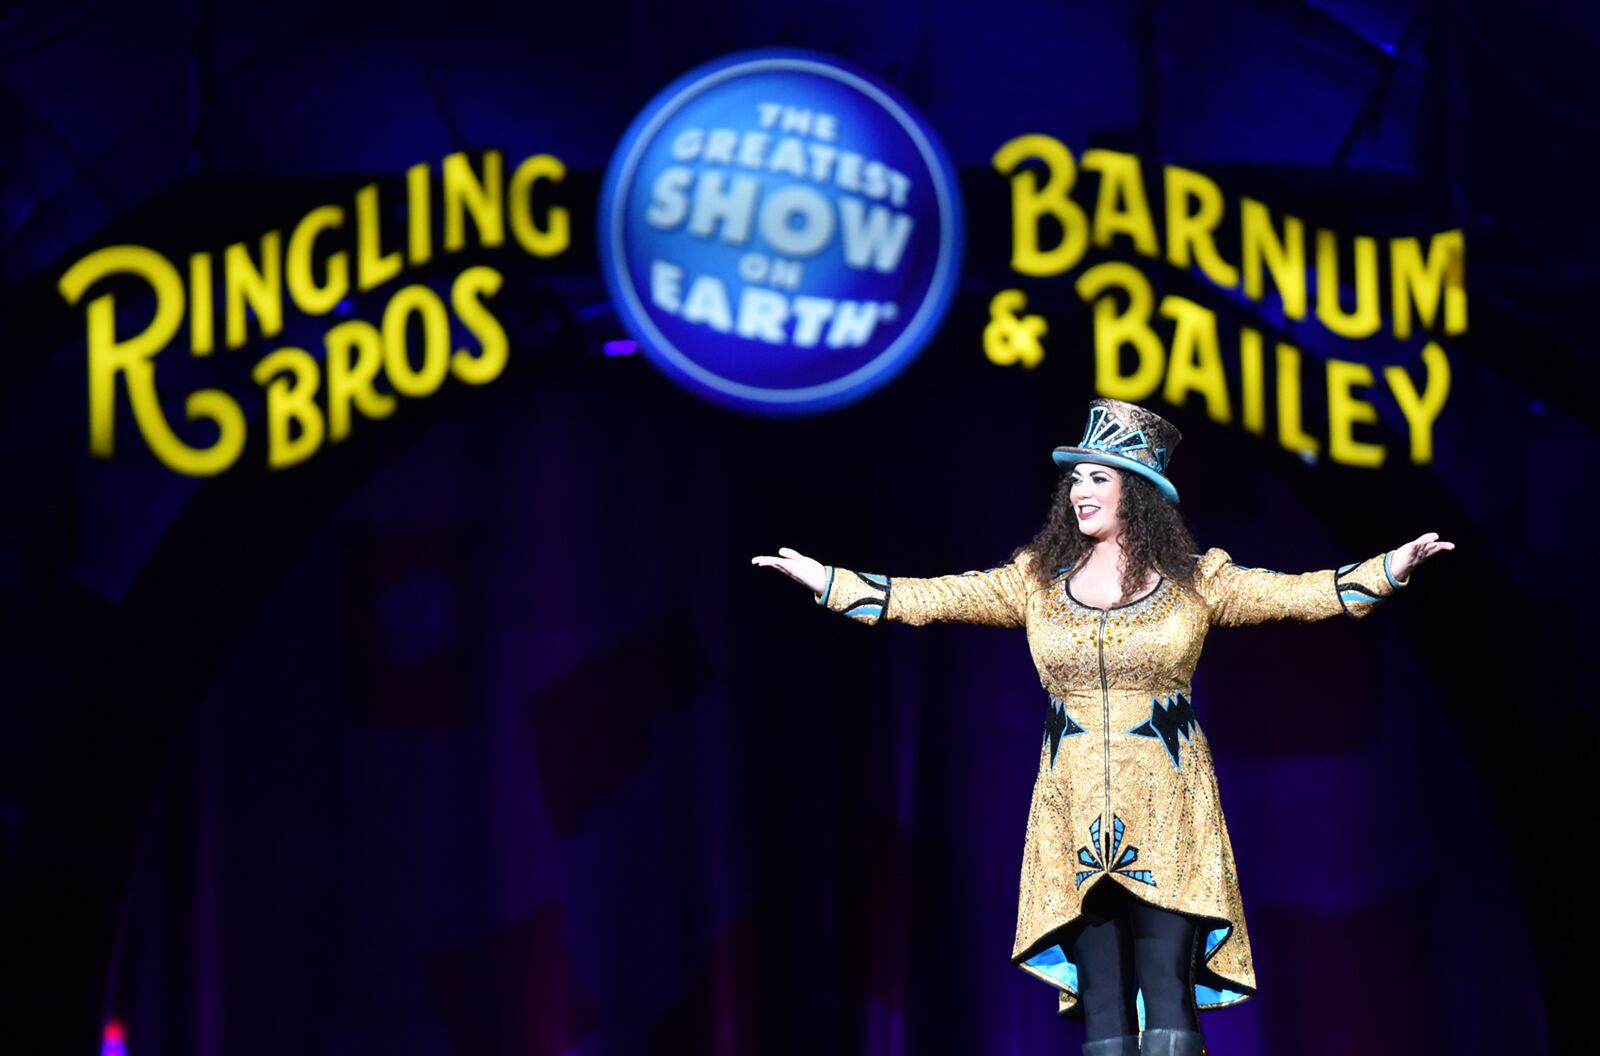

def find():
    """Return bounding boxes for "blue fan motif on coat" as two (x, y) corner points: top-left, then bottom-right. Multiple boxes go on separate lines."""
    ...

(1075, 815), (1156, 888)
(1127, 691), (1197, 770)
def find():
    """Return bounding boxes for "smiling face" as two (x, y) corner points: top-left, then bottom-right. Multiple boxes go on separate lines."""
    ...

(1068, 461), (1124, 541)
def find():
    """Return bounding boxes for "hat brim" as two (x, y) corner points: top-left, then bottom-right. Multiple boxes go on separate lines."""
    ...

(1052, 447), (1180, 505)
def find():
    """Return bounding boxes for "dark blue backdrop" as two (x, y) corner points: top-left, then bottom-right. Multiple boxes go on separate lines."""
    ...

(2, 2), (1594, 1054)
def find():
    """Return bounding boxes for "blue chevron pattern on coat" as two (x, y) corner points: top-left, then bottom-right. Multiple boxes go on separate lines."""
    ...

(1127, 691), (1198, 770)
(1043, 694), (1085, 768)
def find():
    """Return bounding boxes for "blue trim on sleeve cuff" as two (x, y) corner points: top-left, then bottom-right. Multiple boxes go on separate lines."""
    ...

(816, 565), (836, 606)
(1383, 551), (1406, 590)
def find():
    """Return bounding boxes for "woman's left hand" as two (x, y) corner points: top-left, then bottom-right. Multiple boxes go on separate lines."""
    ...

(1388, 531), (1455, 583)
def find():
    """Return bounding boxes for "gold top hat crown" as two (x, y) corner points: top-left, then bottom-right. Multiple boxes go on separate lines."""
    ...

(1051, 398), (1183, 504)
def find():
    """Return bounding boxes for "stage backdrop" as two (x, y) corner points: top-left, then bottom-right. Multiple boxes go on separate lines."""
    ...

(2, 2), (1594, 1054)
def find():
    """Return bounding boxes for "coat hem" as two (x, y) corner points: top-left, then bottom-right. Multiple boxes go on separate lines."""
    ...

(1010, 875), (1258, 1018)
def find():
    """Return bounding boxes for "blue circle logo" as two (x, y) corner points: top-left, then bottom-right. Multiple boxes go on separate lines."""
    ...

(598, 48), (964, 415)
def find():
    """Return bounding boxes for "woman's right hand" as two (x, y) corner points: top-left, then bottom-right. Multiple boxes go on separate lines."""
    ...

(750, 547), (829, 596)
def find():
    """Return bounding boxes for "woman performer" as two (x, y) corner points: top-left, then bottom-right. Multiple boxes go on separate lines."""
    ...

(751, 398), (1453, 1055)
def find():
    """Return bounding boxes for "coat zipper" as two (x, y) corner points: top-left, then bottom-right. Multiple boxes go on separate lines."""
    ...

(1097, 606), (1111, 860)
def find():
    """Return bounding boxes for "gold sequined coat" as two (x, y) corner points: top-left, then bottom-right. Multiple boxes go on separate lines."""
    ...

(814, 546), (1409, 1016)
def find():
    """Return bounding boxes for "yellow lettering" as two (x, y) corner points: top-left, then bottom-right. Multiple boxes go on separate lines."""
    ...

(325, 320), (395, 442)
(286, 206), (349, 317)
(1383, 342), (1451, 463)
(1240, 198), (1305, 319)
(251, 348), (325, 469)
(189, 252), (215, 356)
(451, 266), (509, 385)
(1082, 149), (1157, 258)
(407, 161), (432, 266)
(443, 150), (505, 253)
(992, 134), (1088, 276)
(1391, 230), (1466, 339)
(1275, 341), (1319, 458)
(1239, 327), (1265, 435)
(509, 154), (570, 258)
(1164, 166), (1238, 289)
(382, 284), (452, 397)
(1326, 358), (1386, 467)
(356, 182), (402, 291)
(1160, 297), (1230, 424)
(58, 245), (245, 475)
(1314, 230), (1380, 338)
(1075, 262), (1164, 401)
(224, 231), (283, 349)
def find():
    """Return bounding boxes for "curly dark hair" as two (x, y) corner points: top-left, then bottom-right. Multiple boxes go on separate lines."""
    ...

(1012, 468), (1199, 600)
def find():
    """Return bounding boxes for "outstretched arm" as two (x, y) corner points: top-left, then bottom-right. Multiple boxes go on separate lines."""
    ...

(1386, 531), (1454, 582)
(1197, 531), (1452, 627)
(752, 547), (1033, 628)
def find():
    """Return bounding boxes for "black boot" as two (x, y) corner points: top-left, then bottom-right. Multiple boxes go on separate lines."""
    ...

(1082, 1035), (1140, 1056)
(1139, 1027), (1205, 1055)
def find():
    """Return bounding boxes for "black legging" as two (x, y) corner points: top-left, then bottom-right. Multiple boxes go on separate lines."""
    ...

(1065, 881), (1201, 1042)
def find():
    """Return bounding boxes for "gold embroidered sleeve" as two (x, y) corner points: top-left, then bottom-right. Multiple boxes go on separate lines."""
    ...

(1196, 547), (1409, 627)
(814, 553), (1032, 628)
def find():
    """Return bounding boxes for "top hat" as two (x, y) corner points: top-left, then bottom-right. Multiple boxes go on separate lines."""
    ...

(1052, 398), (1182, 504)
